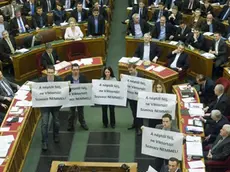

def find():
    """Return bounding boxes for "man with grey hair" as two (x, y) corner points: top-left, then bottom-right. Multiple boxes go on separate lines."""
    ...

(204, 84), (229, 116)
(205, 124), (230, 160)
(201, 110), (229, 147)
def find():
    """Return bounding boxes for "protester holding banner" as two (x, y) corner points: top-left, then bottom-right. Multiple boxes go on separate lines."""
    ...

(64, 63), (89, 131)
(38, 65), (63, 151)
(160, 157), (181, 172)
(100, 66), (116, 128)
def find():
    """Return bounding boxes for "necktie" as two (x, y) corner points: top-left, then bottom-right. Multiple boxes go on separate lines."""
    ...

(222, 8), (230, 20)
(6, 38), (15, 54)
(100, 0), (103, 6)
(31, 4), (34, 15)
(47, 0), (51, 12)
(66, 0), (70, 9)
(140, 8), (142, 16)
(209, 24), (213, 33)
(12, 6), (15, 18)
(95, 18), (98, 33)
(1, 81), (14, 96)
(188, 0), (193, 9)
(82, 0), (86, 8)
(78, 12), (82, 22)
(212, 137), (224, 152)
(18, 18), (25, 32)
(49, 53), (55, 64)
(40, 16), (43, 27)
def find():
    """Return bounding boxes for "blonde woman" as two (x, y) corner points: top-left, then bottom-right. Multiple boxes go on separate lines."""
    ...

(64, 17), (83, 40)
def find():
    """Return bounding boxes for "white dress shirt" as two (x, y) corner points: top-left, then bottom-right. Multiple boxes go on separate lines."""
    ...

(64, 26), (83, 40)
(16, 17), (26, 33)
(215, 39), (220, 55)
(0, 24), (5, 38)
(134, 23), (143, 38)
(143, 43), (150, 61)
(170, 53), (181, 68)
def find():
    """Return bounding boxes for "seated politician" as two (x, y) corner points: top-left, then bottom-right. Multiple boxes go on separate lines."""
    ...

(89, 1), (108, 21)
(22, 0), (36, 16)
(87, 8), (105, 37)
(166, 42), (189, 73)
(133, 33), (161, 63)
(218, 1), (230, 21)
(185, 27), (205, 51)
(173, 20), (191, 42)
(32, 6), (48, 30)
(168, 6), (182, 26)
(200, 0), (213, 17)
(205, 124), (230, 161)
(160, 157), (181, 172)
(151, 16), (175, 41)
(129, 1), (148, 22)
(41, 43), (60, 69)
(71, 2), (88, 23)
(187, 8), (204, 29)
(201, 14), (220, 33)
(64, 17), (83, 40)
(127, 13), (149, 38)
(53, 3), (66, 26)
(23, 33), (42, 48)
(150, 3), (168, 23)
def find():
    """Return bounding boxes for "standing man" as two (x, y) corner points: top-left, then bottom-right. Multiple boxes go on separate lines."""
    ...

(64, 63), (89, 131)
(38, 65), (62, 151)
(160, 157), (181, 172)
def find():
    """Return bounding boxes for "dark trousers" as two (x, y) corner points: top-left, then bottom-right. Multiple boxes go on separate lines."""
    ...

(154, 158), (167, 172)
(149, 119), (162, 128)
(129, 99), (143, 128)
(40, 107), (60, 143)
(102, 105), (115, 126)
(68, 106), (86, 127)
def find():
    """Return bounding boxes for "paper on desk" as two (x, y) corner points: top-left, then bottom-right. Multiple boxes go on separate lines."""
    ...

(201, 52), (215, 59)
(65, 8), (73, 11)
(26, 81), (35, 86)
(169, 41), (178, 45)
(189, 108), (204, 117)
(190, 103), (203, 109)
(127, 7), (133, 10)
(211, 2), (220, 6)
(0, 158), (5, 165)
(186, 126), (204, 133)
(9, 109), (24, 115)
(10, 106), (19, 112)
(15, 48), (29, 53)
(188, 119), (193, 125)
(14, 95), (27, 101)
(119, 57), (130, 64)
(182, 97), (196, 103)
(54, 61), (71, 71)
(152, 66), (165, 72)
(145, 65), (155, 71)
(186, 142), (203, 157)
(7, 117), (24, 123)
(203, 32), (214, 36)
(186, 135), (201, 142)
(178, 85), (188, 90)
(60, 21), (68, 26)
(0, 127), (10, 132)
(71, 60), (83, 66)
(146, 165), (157, 172)
(188, 169), (205, 172)
(188, 160), (205, 169)
(136, 60), (143, 66)
(81, 58), (93, 65)
(20, 85), (30, 91)
(15, 100), (32, 107)
(0, 145), (10, 158)
(15, 89), (29, 97)
(129, 57), (140, 63)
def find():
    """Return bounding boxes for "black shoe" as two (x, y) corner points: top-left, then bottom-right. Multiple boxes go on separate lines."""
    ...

(111, 125), (115, 129)
(67, 125), (74, 131)
(54, 136), (60, 143)
(81, 124), (89, 130)
(121, 21), (126, 24)
(136, 128), (142, 136)
(128, 125), (135, 130)
(42, 142), (48, 151)
(103, 124), (108, 128)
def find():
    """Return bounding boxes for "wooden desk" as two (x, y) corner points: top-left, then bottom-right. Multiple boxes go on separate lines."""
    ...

(0, 91), (41, 172)
(173, 85), (205, 172)
(41, 57), (103, 81)
(223, 67), (230, 79)
(118, 60), (178, 92)
(125, 36), (213, 78)
(50, 161), (138, 172)
(12, 38), (106, 83)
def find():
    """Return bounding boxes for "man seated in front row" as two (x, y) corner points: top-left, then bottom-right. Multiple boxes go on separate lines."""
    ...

(205, 124), (230, 161)
(160, 157), (181, 172)
(134, 33), (161, 63)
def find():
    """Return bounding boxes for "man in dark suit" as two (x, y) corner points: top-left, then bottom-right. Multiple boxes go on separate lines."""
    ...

(218, 1), (230, 21)
(41, 0), (56, 13)
(204, 84), (229, 116)
(64, 63), (89, 131)
(160, 157), (182, 172)
(173, 20), (191, 42)
(151, 16), (175, 41)
(23, 33), (42, 48)
(150, 2), (168, 23)
(129, 1), (148, 21)
(195, 74), (215, 105)
(134, 33), (161, 63)
(168, 6), (182, 25)
(75, 0), (93, 8)
(41, 43), (60, 69)
(32, 6), (48, 30)
(71, 2), (88, 22)
(38, 65), (62, 151)
(201, 14), (220, 33)
(10, 9), (29, 36)
(87, 8), (105, 36)
(127, 13), (149, 38)
(185, 27), (205, 51)
(0, 15), (9, 37)
(201, 110), (229, 146)
(167, 42), (189, 72)
(182, 0), (200, 14)
(205, 124), (230, 161)
(23, 0), (36, 16)
(0, 30), (17, 62)
(89, 1), (108, 20)
(209, 32), (227, 77)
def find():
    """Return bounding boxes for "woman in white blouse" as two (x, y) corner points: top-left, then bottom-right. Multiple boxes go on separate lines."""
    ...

(64, 17), (83, 40)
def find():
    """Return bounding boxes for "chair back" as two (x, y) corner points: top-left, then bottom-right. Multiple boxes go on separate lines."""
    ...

(67, 42), (90, 61)
(216, 77), (230, 93)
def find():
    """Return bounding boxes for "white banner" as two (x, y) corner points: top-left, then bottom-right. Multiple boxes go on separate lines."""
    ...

(92, 80), (127, 106)
(32, 82), (69, 107)
(121, 74), (153, 100)
(137, 92), (176, 119)
(63, 83), (93, 108)
(142, 126), (183, 160)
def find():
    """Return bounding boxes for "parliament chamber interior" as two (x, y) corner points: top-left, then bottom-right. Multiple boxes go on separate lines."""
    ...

(0, 0), (230, 171)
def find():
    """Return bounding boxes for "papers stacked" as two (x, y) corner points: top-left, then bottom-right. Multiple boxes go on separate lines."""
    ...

(71, 60), (83, 66)
(186, 135), (201, 142)
(186, 126), (204, 133)
(54, 61), (71, 71)
(0, 128), (10, 132)
(15, 100), (32, 107)
(136, 60), (143, 66)
(119, 57), (130, 64)
(190, 103), (203, 109)
(60, 21), (68, 26)
(20, 85), (30, 91)
(152, 66), (165, 72)
(7, 117), (24, 123)
(0, 158), (5, 165)
(178, 85), (188, 90)
(182, 97), (196, 103)
(129, 57), (140, 63)
(186, 142), (203, 157)
(81, 58), (93, 65)
(188, 119), (203, 127)
(15, 48), (29, 53)
(145, 65), (155, 71)
(203, 32), (214, 36)
(201, 53), (215, 59)
(0, 135), (14, 158)
(9, 106), (24, 115)
(15, 89), (29, 101)
(189, 103), (204, 117)
(188, 160), (205, 169)
(169, 41), (178, 45)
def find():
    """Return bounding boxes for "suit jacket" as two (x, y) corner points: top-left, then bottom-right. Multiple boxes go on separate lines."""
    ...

(201, 19), (220, 33)
(0, 77), (18, 101)
(187, 16), (204, 29)
(151, 22), (175, 40)
(61, 0), (75, 9)
(208, 93), (229, 116)
(134, 42), (161, 61)
(53, 10), (66, 26)
(64, 74), (88, 83)
(2, 4), (19, 20)
(89, 7), (108, 20)
(23, 2), (36, 16)
(151, 9), (168, 23)
(87, 15), (105, 36)
(210, 39), (227, 62)
(10, 16), (28, 36)
(0, 36), (17, 59)
(41, 50), (59, 69)
(32, 13), (48, 29)
(182, 0), (200, 14)
(167, 52), (189, 70)
(200, 4), (213, 17)
(41, 0), (56, 13)
(160, 166), (182, 172)
(127, 19), (149, 36)
(129, 6), (149, 21)
(155, 124), (180, 132)
(23, 35), (41, 48)
(199, 78), (215, 103)
(75, 0), (93, 8)
(164, 0), (182, 10)
(185, 32), (205, 50)
(168, 12), (182, 25)
(174, 25), (191, 42)
(211, 135), (230, 160)
(219, 6), (230, 21)
(71, 9), (88, 22)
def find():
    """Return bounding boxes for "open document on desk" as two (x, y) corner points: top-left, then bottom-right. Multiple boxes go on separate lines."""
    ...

(0, 135), (14, 158)
(186, 141), (203, 157)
